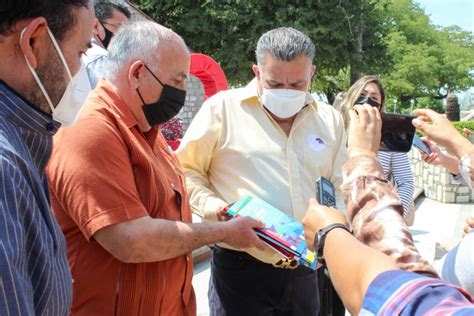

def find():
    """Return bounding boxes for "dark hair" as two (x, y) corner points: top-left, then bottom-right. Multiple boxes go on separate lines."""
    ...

(94, 1), (131, 23)
(0, 0), (89, 41)
(256, 27), (315, 66)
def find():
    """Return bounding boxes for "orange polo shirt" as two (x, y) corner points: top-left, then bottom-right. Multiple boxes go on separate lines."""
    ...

(47, 79), (196, 315)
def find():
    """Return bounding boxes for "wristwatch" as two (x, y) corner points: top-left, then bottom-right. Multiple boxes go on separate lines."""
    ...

(314, 223), (351, 264)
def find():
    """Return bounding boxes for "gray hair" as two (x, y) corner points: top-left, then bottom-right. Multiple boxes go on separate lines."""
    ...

(107, 21), (186, 79)
(255, 27), (315, 67)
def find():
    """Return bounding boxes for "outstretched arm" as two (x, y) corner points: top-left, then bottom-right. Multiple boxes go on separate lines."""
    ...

(413, 109), (474, 188)
(303, 200), (398, 314)
(342, 105), (438, 277)
(420, 138), (461, 175)
(413, 109), (474, 160)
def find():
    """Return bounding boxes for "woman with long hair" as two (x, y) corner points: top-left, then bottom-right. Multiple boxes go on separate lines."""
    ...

(336, 75), (415, 221)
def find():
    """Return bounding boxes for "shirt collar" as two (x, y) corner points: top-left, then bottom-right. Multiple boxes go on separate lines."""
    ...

(239, 77), (318, 111)
(0, 80), (60, 135)
(94, 78), (138, 128)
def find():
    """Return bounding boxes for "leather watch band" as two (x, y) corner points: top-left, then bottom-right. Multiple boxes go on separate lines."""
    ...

(315, 223), (351, 264)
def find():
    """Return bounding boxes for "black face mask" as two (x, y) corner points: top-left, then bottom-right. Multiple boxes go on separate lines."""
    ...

(99, 21), (114, 49)
(136, 64), (187, 126)
(355, 95), (381, 109)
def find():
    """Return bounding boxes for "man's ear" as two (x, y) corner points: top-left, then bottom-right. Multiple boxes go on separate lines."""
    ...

(19, 17), (49, 69)
(252, 64), (260, 78)
(310, 65), (317, 77)
(128, 60), (145, 89)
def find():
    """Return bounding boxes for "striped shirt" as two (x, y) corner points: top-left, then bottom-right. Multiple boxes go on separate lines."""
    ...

(378, 151), (415, 216)
(360, 270), (474, 315)
(0, 81), (72, 315)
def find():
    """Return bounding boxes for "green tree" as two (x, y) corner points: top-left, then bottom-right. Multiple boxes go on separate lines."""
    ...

(133, 0), (473, 108)
(381, 0), (474, 111)
(134, 0), (389, 103)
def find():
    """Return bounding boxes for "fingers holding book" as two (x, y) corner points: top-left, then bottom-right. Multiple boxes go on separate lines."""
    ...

(221, 216), (267, 251)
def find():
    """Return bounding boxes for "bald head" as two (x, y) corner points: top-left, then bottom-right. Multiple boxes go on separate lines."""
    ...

(103, 20), (189, 133)
(107, 21), (188, 80)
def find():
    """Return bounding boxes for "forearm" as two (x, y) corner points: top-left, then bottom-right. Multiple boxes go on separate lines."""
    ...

(341, 154), (438, 277)
(442, 152), (461, 175)
(95, 216), (231, 263)
(445, 134), (474, 160)
(323, 229), (398, 315)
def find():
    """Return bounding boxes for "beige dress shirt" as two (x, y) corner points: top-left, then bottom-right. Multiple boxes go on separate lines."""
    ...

(176, 79), (348, 264)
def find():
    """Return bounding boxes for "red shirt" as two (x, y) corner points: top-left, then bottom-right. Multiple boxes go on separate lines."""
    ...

(47, 79), (196, 315)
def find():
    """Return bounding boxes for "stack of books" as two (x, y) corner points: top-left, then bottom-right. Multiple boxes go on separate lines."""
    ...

(225, 195), (317, 270)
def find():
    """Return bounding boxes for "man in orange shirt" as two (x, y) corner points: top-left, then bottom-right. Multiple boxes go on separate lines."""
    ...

(47, 21), (265, 315)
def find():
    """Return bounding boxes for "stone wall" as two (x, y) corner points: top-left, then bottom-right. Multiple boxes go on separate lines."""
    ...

(178, 76), (206, 131)
(408, 149), (474, 203)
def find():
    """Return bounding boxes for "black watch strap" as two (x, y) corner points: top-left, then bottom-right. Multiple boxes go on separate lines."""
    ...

(315, 223), (351, 264)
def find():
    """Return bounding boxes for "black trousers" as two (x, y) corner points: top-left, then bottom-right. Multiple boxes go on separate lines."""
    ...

(210, 247), (319, 316)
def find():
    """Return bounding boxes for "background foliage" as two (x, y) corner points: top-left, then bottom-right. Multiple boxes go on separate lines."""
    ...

(134, 0), (474, 111)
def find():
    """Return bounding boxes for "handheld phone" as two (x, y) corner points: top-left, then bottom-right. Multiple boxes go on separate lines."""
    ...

(412, 135), (431, 155)
(316, 176), (336, 208)
(379, 113), (416, 152)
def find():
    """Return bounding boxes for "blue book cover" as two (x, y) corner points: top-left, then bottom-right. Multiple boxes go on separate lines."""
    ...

(226, 195), (316, 270)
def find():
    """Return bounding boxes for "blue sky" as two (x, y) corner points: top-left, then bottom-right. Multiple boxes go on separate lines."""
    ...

(415, 0), (473, 32)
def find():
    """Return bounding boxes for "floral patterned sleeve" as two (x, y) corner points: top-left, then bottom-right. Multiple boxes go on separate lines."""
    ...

(459, 152), (474, 189)
(341, 154), (438, 278)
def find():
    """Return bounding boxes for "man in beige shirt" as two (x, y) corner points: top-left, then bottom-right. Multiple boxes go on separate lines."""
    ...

(176, 27), (347, 315)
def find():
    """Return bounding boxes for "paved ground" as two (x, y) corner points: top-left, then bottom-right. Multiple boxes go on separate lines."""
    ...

(410, 196), (473, 263)
(191, 196), (474, 315)
(192, 259), (212, 316)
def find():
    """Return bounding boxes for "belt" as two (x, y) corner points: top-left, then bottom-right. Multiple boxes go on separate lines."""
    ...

(213, 246), (300, 270)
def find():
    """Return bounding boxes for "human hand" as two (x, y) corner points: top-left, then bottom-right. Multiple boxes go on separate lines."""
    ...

(302, 199), (348, 250)
(210, 200), (231, 222)
(463, 128), (473, 137)
(419, 138), (461, 174)
(222, 216), (267, 250)
(420, 138), (445, 165)
(347, 104), (382, 158)
(464, 216), (474, 236)
(412, 109), (472, 158)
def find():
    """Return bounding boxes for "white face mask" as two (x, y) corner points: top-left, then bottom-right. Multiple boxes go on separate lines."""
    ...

(261, 88), (306, 119)
(21, 27), (91, 127)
